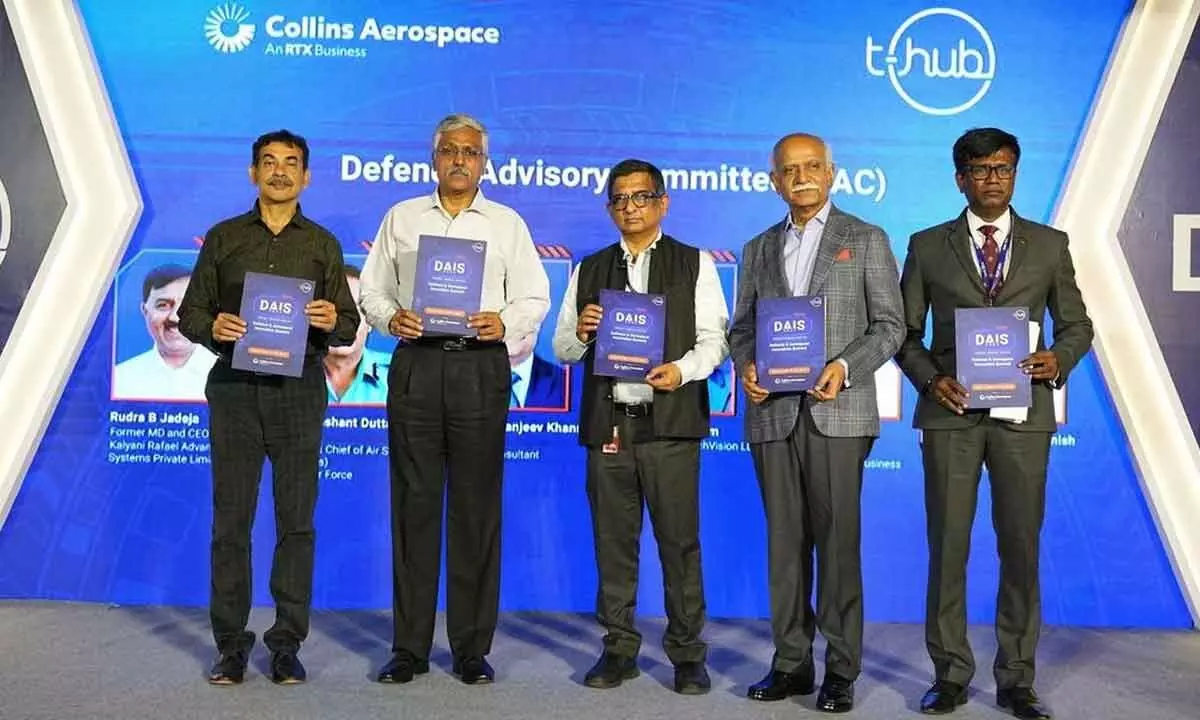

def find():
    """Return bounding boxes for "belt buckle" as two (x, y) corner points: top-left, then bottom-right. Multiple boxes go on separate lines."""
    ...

(621, 403), (647, 418)
(441, 337), (467, 352)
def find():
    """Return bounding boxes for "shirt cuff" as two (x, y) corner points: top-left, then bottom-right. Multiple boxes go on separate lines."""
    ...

(836, 357), (851, 388)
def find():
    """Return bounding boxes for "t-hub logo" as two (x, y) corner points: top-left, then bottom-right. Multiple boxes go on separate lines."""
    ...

(205, 3), (256, 54)
(0, 176), (10, 269)
(865, 8), (996, 116)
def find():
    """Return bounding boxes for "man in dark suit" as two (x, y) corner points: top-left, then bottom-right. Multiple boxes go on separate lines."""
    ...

(729, 133), (904, 713)
(508, 328), (567, 410)
(896, 128), (1093, 720)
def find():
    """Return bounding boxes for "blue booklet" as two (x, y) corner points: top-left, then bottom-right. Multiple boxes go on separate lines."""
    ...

(755, 296), (826, 392)
(955, 306), (1032, 408)
(411, 234), (487, 336)
(593, 289), (666, 379)
(232, 272), (314, 378)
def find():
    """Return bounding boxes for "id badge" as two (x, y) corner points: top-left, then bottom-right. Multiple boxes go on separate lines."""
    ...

(601, 425), (620, 454)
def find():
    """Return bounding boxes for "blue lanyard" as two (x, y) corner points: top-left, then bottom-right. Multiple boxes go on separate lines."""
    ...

(971, 233), (1011, 300)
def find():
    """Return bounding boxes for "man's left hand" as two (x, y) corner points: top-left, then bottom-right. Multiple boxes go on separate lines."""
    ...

(305, 300), (337, 332)
(1018, 350), (1059, 382)
(646, 363), (683, 391)
(469, 311), (506, 342)
(809, 361), (847, 402)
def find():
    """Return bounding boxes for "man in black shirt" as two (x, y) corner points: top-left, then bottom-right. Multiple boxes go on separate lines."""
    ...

(178, 129), (359, 686)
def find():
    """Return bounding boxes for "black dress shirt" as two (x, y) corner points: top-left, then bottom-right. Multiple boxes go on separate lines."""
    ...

(178, 202), (359, 361)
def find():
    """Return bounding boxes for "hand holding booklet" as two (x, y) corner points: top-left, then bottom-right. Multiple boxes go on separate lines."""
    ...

(593, 289), (666, 379)
(955, 306), (1032, 410)
(411, 234), (487, 337)
(755, 296), (826, 392)
(232, 272), (314, 378)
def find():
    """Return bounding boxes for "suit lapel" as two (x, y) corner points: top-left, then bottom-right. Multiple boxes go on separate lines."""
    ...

(1002, 210), (1031, 285)
(807, 206), (848, 295)
(764, 221), (791, 297)
(948, 212), (986, 295)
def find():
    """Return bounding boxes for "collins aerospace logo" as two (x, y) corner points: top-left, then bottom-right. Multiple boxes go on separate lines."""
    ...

(0, 176), (10, 269)
(865, 8), (996, 116)
(205, 3), (256, 54)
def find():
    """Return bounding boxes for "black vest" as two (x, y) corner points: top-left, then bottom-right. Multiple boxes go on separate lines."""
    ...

(575, 235), (710, 446)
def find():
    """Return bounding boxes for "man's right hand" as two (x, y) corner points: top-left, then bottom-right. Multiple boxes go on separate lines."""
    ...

(576, 303), (603, 344)
(930, 375), (969, 415)
(741, 364), (770, 405)
(388, 308), (424, 339)
(212, 313), (247, 343)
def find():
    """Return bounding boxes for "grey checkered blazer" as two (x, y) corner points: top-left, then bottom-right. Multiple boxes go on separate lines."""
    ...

(729, 205), (904, 441)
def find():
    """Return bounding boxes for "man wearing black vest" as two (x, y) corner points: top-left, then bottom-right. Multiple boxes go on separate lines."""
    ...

(553, 159), (729, 695)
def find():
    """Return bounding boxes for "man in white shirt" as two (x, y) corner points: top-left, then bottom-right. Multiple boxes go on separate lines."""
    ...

(112, 264), (216, 401)
(360, 113), (550, 687)
(553, 159), (729, 696)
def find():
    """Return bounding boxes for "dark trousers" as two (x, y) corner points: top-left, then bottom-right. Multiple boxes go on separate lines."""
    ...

(206, 360), (328, 654)
(922, 420), (1051, 690)
(750, 406), (873, 681)
(386, 341), (510, 660)
(585, 411), (707, 665)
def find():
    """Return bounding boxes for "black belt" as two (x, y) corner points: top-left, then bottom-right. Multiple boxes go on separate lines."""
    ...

(614, 402), (652, 418)
(404, 336), (497, 352)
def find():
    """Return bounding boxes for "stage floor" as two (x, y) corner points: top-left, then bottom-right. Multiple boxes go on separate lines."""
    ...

(1, 602), (1196, 719)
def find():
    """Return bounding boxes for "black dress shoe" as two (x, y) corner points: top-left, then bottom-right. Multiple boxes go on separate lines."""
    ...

(997, 687), (1052, 720)
(816, 674), (855, 713)
(376, 651), (430, 684)
(583, 652), (639, 689)
(921, 680), (967, 714)
(208, 649), (249, 686)
(270, 650), (307, 685)
(747, 662), (816, 701)
(454, 655), (495, 685)
(673, 661), (711, 695)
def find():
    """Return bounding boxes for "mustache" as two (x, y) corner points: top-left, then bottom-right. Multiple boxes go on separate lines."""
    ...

(268, 176), (293, 186)
(449, 167), (470, 176)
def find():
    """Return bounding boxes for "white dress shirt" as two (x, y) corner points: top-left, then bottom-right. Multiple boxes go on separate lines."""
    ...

(553, 233), (729, 404)
(111, 345), (216, 401)
(966, 207), (1013, 280)
(359, 189), (550, 342)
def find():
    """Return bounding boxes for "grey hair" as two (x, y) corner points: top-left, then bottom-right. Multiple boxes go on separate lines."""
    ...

(771, 133), (833, 168)
(432, 113), (489, 155)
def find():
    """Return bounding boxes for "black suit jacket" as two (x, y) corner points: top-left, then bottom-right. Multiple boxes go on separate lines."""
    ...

(896, 209), (1093, 432)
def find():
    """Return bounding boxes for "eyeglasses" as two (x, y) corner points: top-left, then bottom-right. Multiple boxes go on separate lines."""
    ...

(435, 145), (484, 161)
(963, 163), (1015, 180)
(608, 191), (664, 210)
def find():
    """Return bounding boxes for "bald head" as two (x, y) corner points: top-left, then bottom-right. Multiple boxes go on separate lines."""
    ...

(771, 133), (833, 170)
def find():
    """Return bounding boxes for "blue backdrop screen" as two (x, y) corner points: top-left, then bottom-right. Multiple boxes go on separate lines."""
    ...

(0, 0), (1189, 628)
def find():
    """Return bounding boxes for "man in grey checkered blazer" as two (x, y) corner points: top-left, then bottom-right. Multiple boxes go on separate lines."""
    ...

(728, 133), (904, 713)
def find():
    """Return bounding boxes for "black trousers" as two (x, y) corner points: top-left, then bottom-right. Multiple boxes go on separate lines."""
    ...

(585, 411), (707, 665)
(386, 341), (510, 660)
(750, 405), (873, 681)
(922, 420), (1051, 690)
(206, 360), (328, 654)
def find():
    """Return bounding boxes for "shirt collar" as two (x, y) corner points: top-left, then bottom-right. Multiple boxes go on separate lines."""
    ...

(430, 187), (490, 217)
(783, 199), (832, 234)
(245, 200), (309, 230)
(619, 230), (663, 261)
(511, 353), (533, 383)
(966, 206), (1012, 242)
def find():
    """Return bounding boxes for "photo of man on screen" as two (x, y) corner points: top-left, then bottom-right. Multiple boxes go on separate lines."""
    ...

(112, 263), (216, 401)
(324, 265), (390, 404)
(507, 327), (566, 410)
